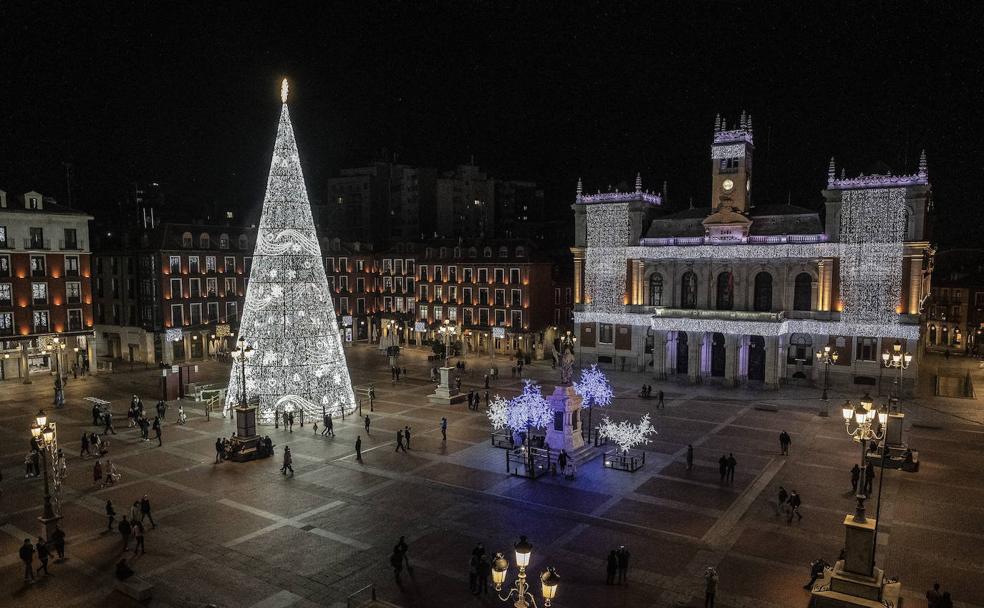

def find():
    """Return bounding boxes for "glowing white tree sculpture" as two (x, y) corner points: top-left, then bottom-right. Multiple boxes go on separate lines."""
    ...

(486, 380), (553, 445)
(227, 80), (356, 424)
(573, 364), (613, 438)
(598, 413), (656, 453)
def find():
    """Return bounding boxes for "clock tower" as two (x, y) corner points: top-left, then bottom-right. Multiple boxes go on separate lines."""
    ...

(710, 111), (754, 213)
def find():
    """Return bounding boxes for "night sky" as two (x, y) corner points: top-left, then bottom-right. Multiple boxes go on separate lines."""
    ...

(1, 2), (981, 246)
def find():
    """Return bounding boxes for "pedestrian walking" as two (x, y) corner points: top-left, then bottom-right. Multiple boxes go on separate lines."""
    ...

(287, 411), (294, 433)
(282, 411), (288, 429)
(35, 538), (49, 576)
(404, 426), (412, 449)
(850, 464), (861, 493)
(704, 567), (718, 608)
(364, 415), (371, 435)
(616, 545), (630, 584)
(927, 582), (942, 608)
(106, 499), (116, 531)
(777, 486), (789, 516)
(133, 521), (145, 555)
(726, 453), (737, 483)
(93, 460), (103, 486)
(484, 391), (490, 406)
(390, 548), (404, 583)
(787, 490), (803, 522)
(281, 446), (294, 475)
(477, 552), (491, 595)
(606, 550), (618, 584)
(216, 438), (225, 463)
(130, 501), (141, 524)
(153, 417), (162, 446)
(864, 464), (875, 495)
(779, 430), (791, 455)
(103, 412), (117, 435)
(51, 526), (65, 561)
(355, 435), (362, 461)
(558, 449), (568, 476)
(718, 455), (727, 482)
(440, 417), (447, 441)
(657, 390), (665, 409)
(686, 444), (694, 471)
(119, 516), (132, 551)
(395, 536), (410, 569)
(395, 430), (407, 452)
(19, 539), (35, 583)
(141, 494), (156, 528)
(81, 432), (90, 458)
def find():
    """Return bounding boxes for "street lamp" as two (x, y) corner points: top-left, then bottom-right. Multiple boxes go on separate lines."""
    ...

(438, 320), (456, 367)
(491, 536), (560, 608)
(232, 336), (255, 408)
(841, 393), (887, 524)
(30, 409), (62, 540)
(881, 340), (912, 409)
(815, 345), (839, 401)
(44, 338), (68, 408)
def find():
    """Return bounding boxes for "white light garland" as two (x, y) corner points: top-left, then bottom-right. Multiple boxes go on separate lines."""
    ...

(839, 187), (905, 326)
(227, 100), (356, 424)
(485, 380), (553, 432)
(711, 143), (746, 159)
(598, 413), (656, 452)
(584, 203), (629, 312)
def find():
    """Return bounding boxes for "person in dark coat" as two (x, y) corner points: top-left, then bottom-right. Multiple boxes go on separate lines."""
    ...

(140, 494), (156, 528)
(35, 537), (50, 576)
(118, 516), (132, 551)
(19, 539), (35, 582)
(395, 430), (407, 452)
(864, 464), (875, 495)
(51, 526), (66, 560)
(718, 455), (727, 482)
(616, 545), (630, 584)
(355, 435), (362, 461)
(476, 552), (491, 595)
(726, 453), (737, 483)
(606, 550), (618, 585)
(926, 582), (942, 608)
(850, 464), (861, 493)
(779, 430), (791, 455)
(106, 499), (116, 530)
(804, 558), (826, 589)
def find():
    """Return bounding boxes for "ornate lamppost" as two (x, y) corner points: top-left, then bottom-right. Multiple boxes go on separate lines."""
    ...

(438, 320), (456, 367)
(881, 340), (912, 409)
(44, 338), (67, 408)
(842, 393), (890, 573)
(232, 336), (255, 408)
(30, 409), (62, 540)
(815, 345), (838, 402)
(491, 536), (560, 608)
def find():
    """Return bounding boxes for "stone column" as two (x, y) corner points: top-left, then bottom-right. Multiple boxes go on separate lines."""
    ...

(687, 331), (702, 384)
(738, 335), (749, 383)
(776, 334), (788, 384)
(572, 248), (585, 304)
(764, 336), (779, 389)
(908, 257), (922, 315)
(724, 334), (739, 387)
(20, 341), (31, 384)
(652, 330), (667, 380)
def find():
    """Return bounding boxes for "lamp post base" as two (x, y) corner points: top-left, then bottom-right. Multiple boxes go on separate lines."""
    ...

(38, 513), (63, 542)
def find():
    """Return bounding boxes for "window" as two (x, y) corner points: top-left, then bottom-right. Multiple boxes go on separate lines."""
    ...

(511, 310), (522, 328)
(509, 268), (520, 284)
(383, 259), (393, 274)
(449, 285), (457, 302)
(495, 289), (505, 306)
(31, 255), (46, 277)
(716, 271), (733, 310)
(339, 257), (348, 272)
(856, 337), (878, 362)
(406, 259), (415, 275)
(599, 323), (614, 344)
(448, 306), (457, 321)
(420, 285), (428, 300)
(419, 265), (428, 281)
(395, 297), (404, 312)
(434, 306), (443, 321)
(495, 309), (506, 326)
(753, 272), (772, 312)
(463, 308), (473, 325)
(33, 310), (49, 332)
(32, 282), (48, 305)
(30, 227), (44, 249)
(244, 257), (252, 275)
(190, 303), (202, 325)
(793, 273), (813, 311)
(199, 233), (210, 248)
(464, 268), (473, 283)
(189, 278), (201, 298)
(189, 256), (200, 274)
(326, 275), (335, 290)
(170, 304), (185, 326)
(0, 226), (7, 248)
(499, 246), (509, 258)
(63, 228), (78, 249)
(448, 266), (457, 283)
(357, 277), (366, 293)
(356, 259), (366, 272)
(182, 232), (193, 248)
(171, 278), (183, 298)
(435, 285), (443, 301)
(170, 256), (181, 274)
(494, 268), (504, 283)
(649, 273), (664, 306)
(207, 302), (218, 321)
(463, 287), (473, 304)
(479, 288), (489, 305)
(358, 298), (367, 314)
(484, 247), (493, 258)
(0, 312), (13, 335)
(325, 257), (334, 273)
(206, 256), (216, 272)
(0, 255), (8, 277)
(681, 271), (697, 309)
(516, 246), (526, 258)
(396, 277), (404, 293)
(406, 277), (414, 293)
(238, 234), (248, 250)
(0, 283), (10, 305)
(511, 289), (522, 307)
(555, 288), (560, 305)
(225, 302), (238, 323)
(478, 268), (488, 283)
(66, 282), (81, 304)
(339, 297), (348, 313)
(419, 304), (428, 320)
(479, 308), (490, 325)
(976, 292), (984, 307)
(224, 256), (236, 273)
(219, 233), (230, 249)
(224, 277), (237, 296)
(434, 266), (443, 283)
(65, 255), (80, 277)
(206, 277), (217, 296)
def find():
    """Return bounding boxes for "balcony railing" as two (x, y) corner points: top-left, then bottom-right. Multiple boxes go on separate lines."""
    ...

(59, 238), (85, 250)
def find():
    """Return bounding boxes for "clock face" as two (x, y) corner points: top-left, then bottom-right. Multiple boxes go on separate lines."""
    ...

(722, 179), (735, 192)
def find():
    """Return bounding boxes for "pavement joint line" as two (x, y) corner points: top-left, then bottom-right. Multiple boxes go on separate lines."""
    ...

(624, 491), (724, 519)
(247, 589), (304, 608)
(306, 526), (372, 550)
(701, 455), (785, 549)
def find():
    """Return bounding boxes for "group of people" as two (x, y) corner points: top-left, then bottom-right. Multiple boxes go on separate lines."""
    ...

(776, 486), (803, 522)
(465, 390), (489, 411)
(718, 453), (738, 483)
(389, 366), (406, 381)
(125, 395), (166, 446)
(926, 582), (955, 608)
(105, 495), (156, 555)
(605, 546), (630, 585)
(638, 385), (665, 407)
(18, 528), (65, 584)
(467, 543), (492, 595)
(93, 459), (121, 487)
(395, 426), (412, 452)
(850, 462), (876, 495)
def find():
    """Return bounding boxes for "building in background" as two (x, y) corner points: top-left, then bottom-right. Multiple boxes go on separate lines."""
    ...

(91, 223), (256, 364)
(572, 113), (933, 392)
(923, 249), (984, 357)
(0, 190), (95, 381)
(436, 164), (495, 239)
(494, 180), (543, 238)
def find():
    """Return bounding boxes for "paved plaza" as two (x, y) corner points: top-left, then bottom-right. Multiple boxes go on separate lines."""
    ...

(1, 345), (983, 607)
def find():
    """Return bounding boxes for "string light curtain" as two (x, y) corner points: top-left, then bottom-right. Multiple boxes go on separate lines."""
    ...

(584, 203), (629, 312)
(227, 91), (356, 424)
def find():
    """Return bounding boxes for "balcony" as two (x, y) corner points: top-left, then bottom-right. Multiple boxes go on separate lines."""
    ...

(59, 238), (85, 250)
(28, 238), (51, 251)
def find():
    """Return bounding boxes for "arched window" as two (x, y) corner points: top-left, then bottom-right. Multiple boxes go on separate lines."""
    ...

(649, 273), (664, 306)
(484, 247), (493, 258)
(453, 247), (461, 258)
(753, 271), (773, 312)
(499, 246), (509, 258)
(439, 246), (447, 258)
(181, 232), (192, 248)
(219, 233), (230, 249)
(680, 271), (698, 309)
(469, 247), (478, 258)
(199, 233), (210, 249)
(716, 271), (734, 310)
(515, 246), (526, 258)
(237, 234), (248, 250)
(793, 272), (813, 311)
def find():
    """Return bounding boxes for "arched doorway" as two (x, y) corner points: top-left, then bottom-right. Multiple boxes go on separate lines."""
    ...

(711, 332), (726, 377)
(753, 272), (773, 312)
(716, 272), (734, 310)
(676, 332), (688, 374)
(681, 271), (697, 309)
(793, 273), (812, 311)
(748, 335), (766, 381)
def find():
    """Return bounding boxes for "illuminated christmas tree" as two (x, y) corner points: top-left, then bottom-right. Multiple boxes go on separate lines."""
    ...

(227, 79), (356, 424)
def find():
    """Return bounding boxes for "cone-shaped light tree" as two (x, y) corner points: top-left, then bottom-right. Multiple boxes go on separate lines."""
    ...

(227, 79), (356, 424)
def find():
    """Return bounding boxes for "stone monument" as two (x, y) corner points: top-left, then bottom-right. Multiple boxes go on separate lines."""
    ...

(428, 367), (465, 405)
